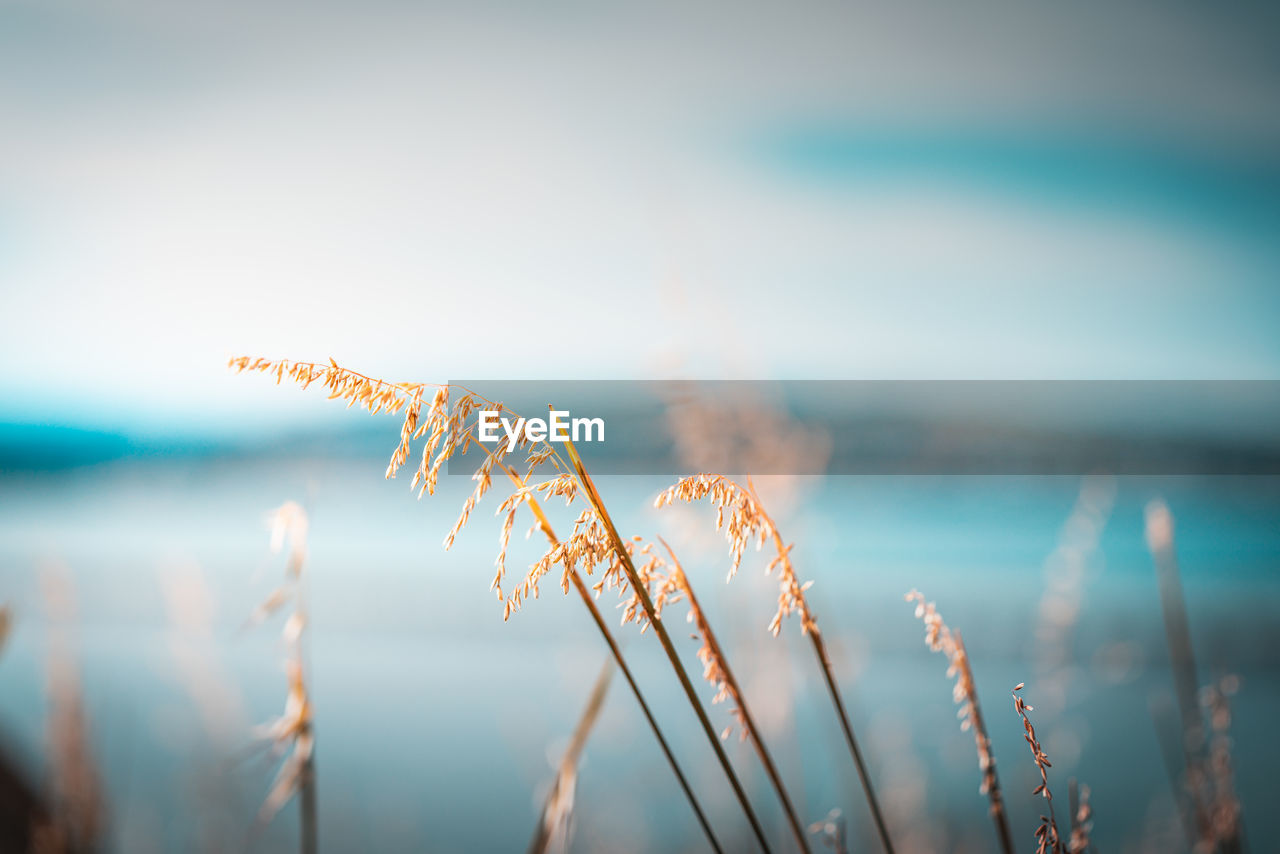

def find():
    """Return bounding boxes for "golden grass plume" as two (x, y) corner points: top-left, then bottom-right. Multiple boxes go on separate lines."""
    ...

(905, 590), (1012, 854)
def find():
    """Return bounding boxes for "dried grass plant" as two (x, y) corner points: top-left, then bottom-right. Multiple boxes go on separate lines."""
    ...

(650, 537), (811, 853)
(162, 563), (247, 746)
(162, 564), (250, 852)
(558, 438), (774, 851)
(527, 659), (614, 854)
(1200, 677), (1243, 853)
(231, 358), (752, 850)
(246, 501), (316, 854)
(496, 461), (724, 853)
(1067, 778), (1094, 854)
(1145, 499), (1245, 854)
(34, 568), (104, 854)
(1034, 476), (1115, 719)
(0, 604), (10, 656)
(1012, 683), (1063, 854)
(231, 357), (1167, 854)
(654, 474), (893, 852)
(807, 809), (847, 854)
(904, 591), (1013, 854)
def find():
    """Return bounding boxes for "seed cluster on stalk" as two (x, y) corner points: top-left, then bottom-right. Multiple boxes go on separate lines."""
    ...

(654, 474), (816, 636)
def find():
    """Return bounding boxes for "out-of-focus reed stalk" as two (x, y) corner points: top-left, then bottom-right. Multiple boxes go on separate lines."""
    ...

(248, 502), (316, 854)
(527, 659), (614, 854)
(162, 563), (247, 746)
(233, 360), (734, 850)
(36, 567), (105, 854)
(0, 604), (10, 655)
(1145, 499), (1247, 854)
(904, 591), (1013, 854)
(807, 810), (847, 854)
(496, 462), (724, 854)
(1145, 501), (1201, 736)
(654, 475), (893, 853)
(1201, 677), (1243, 854)
(562, 440), (773, 853)
(1034, 476), (1114, 720)
(1067, 778), (1094, 854)
(654, 538), (811, 853)
(1012, 683), (1063, 854)
(1149, 691), (1200, 848)
(161, 564), (249, 852)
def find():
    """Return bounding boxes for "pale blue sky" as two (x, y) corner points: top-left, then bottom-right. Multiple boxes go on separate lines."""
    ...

(2, 0), (1279, 437)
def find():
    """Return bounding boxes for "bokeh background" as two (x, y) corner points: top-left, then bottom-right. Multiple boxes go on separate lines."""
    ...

(2, 0), (1278, 851)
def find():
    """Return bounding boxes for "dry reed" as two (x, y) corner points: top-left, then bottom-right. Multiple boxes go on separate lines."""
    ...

(807, 809), (847, 854)
(0, 604), (10, 656)
(232, 358), (751, 849)
(652, 537), (811, 853)
(496, 461), (724, 853)
(1146, 499), (1245, 854)
(1012, 683), (1063, 854)
(1067, 778), (1094, 854)
(248, 501), (316, 854)
(904, 591), (1013, 854)
(1145, 501), (1205, 769)
(1200, 677), (1243, 854)
(561, 440), (773, 852)
(1034, 476), (1115, 720)
(654, 474), (893, 853)
(161, 564), (250, 852)
(527, 660), (614, 854)
(34, 568), (104, 854)
(163, 564), (247, 745)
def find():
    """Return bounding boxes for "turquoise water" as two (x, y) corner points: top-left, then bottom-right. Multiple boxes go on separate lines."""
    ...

(1, 456), (1277, 851)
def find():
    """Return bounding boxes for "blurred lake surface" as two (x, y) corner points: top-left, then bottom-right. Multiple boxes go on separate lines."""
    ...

(0, 454), (1277, 852)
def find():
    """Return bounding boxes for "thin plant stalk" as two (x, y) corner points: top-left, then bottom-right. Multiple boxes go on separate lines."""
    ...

(1146, 500), (1210, 842)
(953, 631), (1013, 854)
(563, 439), (773, 853)
(904, 591), (1012, 854)
(1148, 506), (1202, 732)
(528, 659), (614, 854)
(295, 521), (317, 854)
(808, 810), (847, 854)
(300, 763), (317, 854)
(249, 502), (317, 854)
(808, 629), (891, 852)
(1150, 694), (1201, 848)
(500, 463), (725, 854)
(237, 361), (724, 851)
(654, 474), (893, 852)
(233, 361), (749, 849)
(748, 481), (894, 854)
(1012, 684), (1062, 854)
(659, 538), (812, 854)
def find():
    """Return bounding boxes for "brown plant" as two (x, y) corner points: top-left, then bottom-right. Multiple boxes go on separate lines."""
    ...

(233, 358), (750, 850)
(0, 604), (10, 655)
(654, 538), (811, 853)
(527, 660), (614, 854)
(247, 501), (316, 854)
(655, 474), (893, 852)
(905, 591), (1012, 854)
(1146, 499), (1244, 854)
(807, 809), (847, 854)
(1012, 683), (1062, 854)
(1067, 778), (1094, 854)
(33, 568), (105, 854)
(497, 462), (723, 853)
(1200, 676), (1243, 853)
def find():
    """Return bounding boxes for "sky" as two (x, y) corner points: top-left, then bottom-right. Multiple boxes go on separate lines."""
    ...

(2, 0), (1279, 438)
